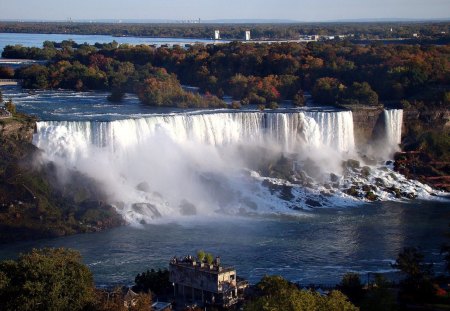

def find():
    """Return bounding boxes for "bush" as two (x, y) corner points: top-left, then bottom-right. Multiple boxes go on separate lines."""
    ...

(230, 101), (241, 109)
(269, 101), (279, 109)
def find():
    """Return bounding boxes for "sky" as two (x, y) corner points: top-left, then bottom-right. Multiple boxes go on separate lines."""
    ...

(0, 0), (449, 22)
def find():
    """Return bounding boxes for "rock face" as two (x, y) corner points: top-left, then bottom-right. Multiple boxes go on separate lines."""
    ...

(350, 106), (384, 146)
(0, 113), (125, 244)
(351, 106), (449, 148)
(402, 108), (450, 136)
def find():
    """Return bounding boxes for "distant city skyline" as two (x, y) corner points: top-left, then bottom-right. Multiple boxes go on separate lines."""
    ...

(0, 0), (449, 22)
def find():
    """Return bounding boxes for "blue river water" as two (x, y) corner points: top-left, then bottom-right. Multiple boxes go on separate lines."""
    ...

(1, 200), (449, 286)
(0, 33), (449, 287)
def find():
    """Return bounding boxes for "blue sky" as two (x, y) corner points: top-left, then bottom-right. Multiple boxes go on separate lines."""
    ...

(1, 0), (449, 21)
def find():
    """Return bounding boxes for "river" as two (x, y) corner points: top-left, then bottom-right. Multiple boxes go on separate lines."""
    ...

(0, 33), (449, 286)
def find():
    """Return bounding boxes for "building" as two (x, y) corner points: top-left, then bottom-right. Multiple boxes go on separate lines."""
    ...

(245, 30), (251, 41)
(214, 30), (220, 40)
(169, 255), (247, 308)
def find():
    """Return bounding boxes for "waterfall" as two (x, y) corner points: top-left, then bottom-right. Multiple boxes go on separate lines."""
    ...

(34, 111), (356, 160)
(32, 108), (438, 221)
(384, 109), (403, 145)
(32, 110), (359, 221)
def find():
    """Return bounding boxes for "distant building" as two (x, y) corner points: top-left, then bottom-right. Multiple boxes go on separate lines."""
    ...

(413, 33), (419, 38)
(169, 255), (248, 308)
(214, 30), (220, 40)
(245, 30), (251, 41)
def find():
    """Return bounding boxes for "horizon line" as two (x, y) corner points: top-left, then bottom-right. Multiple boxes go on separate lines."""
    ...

(0, 17), (449, 24)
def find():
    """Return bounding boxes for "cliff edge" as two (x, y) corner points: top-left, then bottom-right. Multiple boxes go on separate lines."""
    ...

(0, 112), (125, 244)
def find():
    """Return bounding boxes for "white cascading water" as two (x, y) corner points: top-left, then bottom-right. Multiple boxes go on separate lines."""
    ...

(33, 111), (356, 221)
(384, 109), (403, 146)
(33, 108), (439, 222)
(34, 111), (356, 156)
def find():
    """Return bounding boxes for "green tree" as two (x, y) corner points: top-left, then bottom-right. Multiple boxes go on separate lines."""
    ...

(133, 268), (171, 296)
(0, 248), (95, 311)
(244, 275), (358, 311)
(16, 64), (49, 89)
(5, 99), (16, 114)
(361, 274), (397, 311)
(392, 247), (435, 303)
(312, 77), (345, 106)
(205, 253), (214, 265)
(342, 82), (379, 106)
(197, 250), (206, 262)
(338, 273), (364, 304)
(293, 90), (306, 107)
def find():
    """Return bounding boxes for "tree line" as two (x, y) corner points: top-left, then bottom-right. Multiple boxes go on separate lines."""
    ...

(1, 39), (448, 110)
(0, 21), (449, 41)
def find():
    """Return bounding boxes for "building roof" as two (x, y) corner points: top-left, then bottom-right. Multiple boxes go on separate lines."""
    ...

(170, 256), (235, 274)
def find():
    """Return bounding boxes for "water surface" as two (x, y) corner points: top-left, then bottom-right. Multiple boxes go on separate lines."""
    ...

(2, 200), (449, 285)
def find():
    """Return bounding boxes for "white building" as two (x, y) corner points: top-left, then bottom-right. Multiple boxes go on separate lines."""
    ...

(245, 30), (251, 41)
(214, 30), (220, 40)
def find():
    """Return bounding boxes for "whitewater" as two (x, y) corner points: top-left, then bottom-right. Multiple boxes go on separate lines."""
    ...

(32, 108), (443, 224)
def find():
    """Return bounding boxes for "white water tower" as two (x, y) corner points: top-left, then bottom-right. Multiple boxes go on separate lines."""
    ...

(214, 30), (220, 40)
(245, 30), (251, 41)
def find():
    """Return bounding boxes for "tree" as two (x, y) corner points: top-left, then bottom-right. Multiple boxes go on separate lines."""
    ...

(392, 247), (435, 303)
(133, 268), (171, 296)
(4, 99), (16, 114)
(244, 275), (358, 311)
(15, 64), (49, 89)
(312, 77), (345, 106)
(95, 287), (152, 311)
(293, 90), (306, 107)
(0, 248), (95, 311)
(205, 253), (214, 265)
(342, 82), (379, 106)
(361, 274), (397, 311)
(197, 250), (206, 262)
(0, 89), (3, 103)
(0, 66), (14, 79)
(338, 273), (364, 304)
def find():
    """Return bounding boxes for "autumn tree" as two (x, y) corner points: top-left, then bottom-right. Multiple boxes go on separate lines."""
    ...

(312, 77), (345, 106)
(244, 275), (358, 311)
(341, 82), (379, 106)
(0, 248), (95, 311)
(0, 66), (14, 79)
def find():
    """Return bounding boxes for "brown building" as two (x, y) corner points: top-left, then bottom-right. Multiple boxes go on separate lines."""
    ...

(169, 255), (247, 308)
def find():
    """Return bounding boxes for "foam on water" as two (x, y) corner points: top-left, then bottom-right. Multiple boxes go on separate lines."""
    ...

(33, 109), (444, 223)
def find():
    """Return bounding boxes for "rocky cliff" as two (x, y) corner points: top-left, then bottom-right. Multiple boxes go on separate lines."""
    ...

(0, 113), (125, 244)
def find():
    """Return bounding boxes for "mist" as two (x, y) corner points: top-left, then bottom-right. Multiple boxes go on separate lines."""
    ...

(33, 109), (438, 224)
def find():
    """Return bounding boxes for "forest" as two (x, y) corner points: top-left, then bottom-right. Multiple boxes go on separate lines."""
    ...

(0, 21), (449, 42)
(1, 39), (449, 111)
